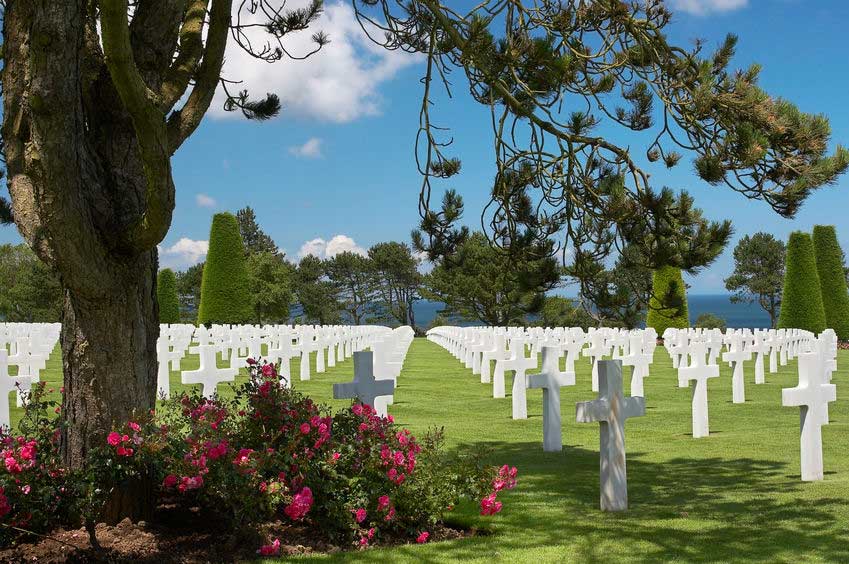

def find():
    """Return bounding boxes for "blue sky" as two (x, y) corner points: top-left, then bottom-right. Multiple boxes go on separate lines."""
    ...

(3, 0), (847, 294)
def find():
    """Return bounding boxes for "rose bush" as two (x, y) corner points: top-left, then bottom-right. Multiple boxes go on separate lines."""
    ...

(0, 360), (517, 551)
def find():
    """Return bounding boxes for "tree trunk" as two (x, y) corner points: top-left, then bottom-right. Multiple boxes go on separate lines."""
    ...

(60, 250), (159, 469)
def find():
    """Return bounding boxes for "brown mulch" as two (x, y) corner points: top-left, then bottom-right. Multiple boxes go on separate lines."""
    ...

(0, 505), (476, 563)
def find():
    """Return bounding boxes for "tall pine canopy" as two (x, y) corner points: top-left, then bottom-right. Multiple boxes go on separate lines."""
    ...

(198, 213), (252, 325)
(777, 232), (826, 333)
(646, 266), (690, 334)
(812, 225), (849, 339)
(156, 268), (181, 324)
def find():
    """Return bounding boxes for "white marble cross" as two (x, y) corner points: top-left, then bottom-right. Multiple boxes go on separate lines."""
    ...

(181, 344), (238, 399)
(722, 336), (751, 404)
(576, 360), (646, 511)
(621, 335), (651, 397)
(0, 350), (31, 429)
(333, 351), (395, 417)
(677, 342), (719, 438)
(501, 338), (537, 419)
(747, 334), (768, 384)
(782, 351), (836, 481)
(527, 347), (575, 452)
(583, 332), (609, 392)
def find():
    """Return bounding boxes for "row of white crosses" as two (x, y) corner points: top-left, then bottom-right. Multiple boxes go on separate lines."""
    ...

(154, 324), (399, 400)
(0, 323), (62, 428)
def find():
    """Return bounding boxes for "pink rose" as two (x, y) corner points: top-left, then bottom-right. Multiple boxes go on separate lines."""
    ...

(128, 422), (141, 432)
(257, 538), (280, 556)
(377, 495), (390, 511)
(107, 432), (121, 446)
(353, 508), (367, 523)
(299, 423), (311, 435)
(163, 475), (178, 488)
(416, 531), (430, 544)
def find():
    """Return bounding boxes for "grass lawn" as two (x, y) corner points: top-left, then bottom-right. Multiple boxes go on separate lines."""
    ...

(9, 338), (849, 563)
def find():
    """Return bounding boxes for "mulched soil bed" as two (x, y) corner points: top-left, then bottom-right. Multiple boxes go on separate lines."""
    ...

(0, 505), (475, 563)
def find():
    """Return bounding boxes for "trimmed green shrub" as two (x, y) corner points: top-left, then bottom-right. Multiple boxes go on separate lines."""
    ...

(812, 225), (849, 340)
(197, 212), (252, 325)
(157, 268), (181, 324)
(646, 266), (690, 334)
(777, 231), (826, 333)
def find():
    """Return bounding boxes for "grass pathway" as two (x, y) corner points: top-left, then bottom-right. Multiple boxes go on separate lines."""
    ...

(10, 339), (849, 563)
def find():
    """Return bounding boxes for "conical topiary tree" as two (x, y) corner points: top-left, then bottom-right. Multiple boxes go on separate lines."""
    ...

(777, 231), (826, 333)
(157, 268), (181, 324)
(812, 225), (849, 340)
(197, 213), (252, 325)
(646, 266), (690, 334)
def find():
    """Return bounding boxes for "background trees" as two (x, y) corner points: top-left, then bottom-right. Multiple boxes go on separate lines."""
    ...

(725, 233), (785, 328)
(325, 252), (378, 325)
(0, 244), (62, 323)
(646, 266), (690, 334)
(369, 242), (422, 328)
(424, 232), (560, 326)
(246, 252), (294, 325)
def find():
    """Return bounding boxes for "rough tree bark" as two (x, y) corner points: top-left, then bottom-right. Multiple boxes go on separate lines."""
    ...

(0, 0), (217, 521)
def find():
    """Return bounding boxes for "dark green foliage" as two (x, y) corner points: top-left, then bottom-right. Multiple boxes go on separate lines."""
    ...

(325, 251), (378, 325)
(535, 296), (595, 330)
(246, 251), (294, 324)
(236, 206), (279, 256)
(369, 242), (422, 328)
(156, 269), (181, 324)
(812, 225), (849, 340)
(197, 213), (252, 325)
(569, 244), (652, 329)
(424, 232), (560, 326)
(725, 233), (785, 328)
(176, 263), (204, 322)
(777, 232), (826, 333)
(0, 244), (63, 322)
(695, 313), (727, 331)
(646, 266), (689, 334)
(293, 255), (341, 325)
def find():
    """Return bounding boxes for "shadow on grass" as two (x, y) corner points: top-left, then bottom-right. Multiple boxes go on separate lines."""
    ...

(354, 441), (849, 563)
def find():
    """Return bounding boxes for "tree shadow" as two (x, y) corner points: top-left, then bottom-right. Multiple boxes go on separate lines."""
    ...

(369, 440), (849, 563)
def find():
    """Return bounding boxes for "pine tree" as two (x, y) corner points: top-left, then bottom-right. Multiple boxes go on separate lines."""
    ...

(812, 225), (849, 339)
(646, 266), (690, 334)
(777, 232), (826, 333)
(236, 206), (279, 256)
(156, 269), (181, 324)
(197, 213), (252, 325)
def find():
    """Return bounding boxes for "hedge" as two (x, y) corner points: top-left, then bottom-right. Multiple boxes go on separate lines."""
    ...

(156, 268), (181, 324)
(812, 225), (849, 340)
(646, 265), (690, 334)
(777, 231), (826, 333)
(197, 212), (252, 325)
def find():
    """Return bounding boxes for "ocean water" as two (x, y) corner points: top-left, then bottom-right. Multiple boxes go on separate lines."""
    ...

(412, 295), (772, 329)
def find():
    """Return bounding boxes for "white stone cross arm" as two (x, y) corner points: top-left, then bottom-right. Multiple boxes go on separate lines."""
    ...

(527, 347), (575, 452)
(333, 351), (395, 417)
(576, 360), (645, 512)
(0, 350), (33, 429)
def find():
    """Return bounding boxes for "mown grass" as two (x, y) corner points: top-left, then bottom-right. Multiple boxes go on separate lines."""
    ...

(10, 339), (849, 563)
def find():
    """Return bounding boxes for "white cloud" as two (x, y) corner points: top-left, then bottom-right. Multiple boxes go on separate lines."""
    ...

(211, 1), (418, 123)
(289, 137), (324, 159)
(159, 238), (209, 269)
(669, 0), (747, 15)
(195, 193), (217, 208)
(298, 234), (367, 259)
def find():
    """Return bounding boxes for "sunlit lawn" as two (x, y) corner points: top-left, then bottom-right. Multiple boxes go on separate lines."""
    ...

(10, 338), (849, 563)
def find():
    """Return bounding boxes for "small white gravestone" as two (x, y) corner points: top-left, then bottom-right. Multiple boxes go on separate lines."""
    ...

(677, 342), (719, 438)
(576, 360), (645, 512)
(527, 347), (575, 452)
(299, 330), (317, 381)
(0, 351), (31, 429)
(782, 352), (836, 481)
(583, 332), (609, 393)
(181, 330), (238, 398)
(333, 351), (395, 418)
(748, 334), (768, 385)
(722, 335), (751, 404)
